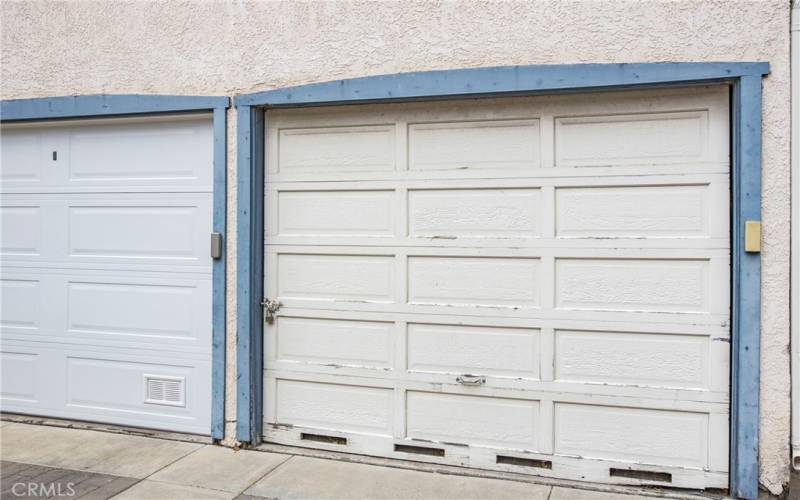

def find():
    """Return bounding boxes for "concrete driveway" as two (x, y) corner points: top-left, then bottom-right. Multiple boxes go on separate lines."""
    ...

(0, 421), (704, 499)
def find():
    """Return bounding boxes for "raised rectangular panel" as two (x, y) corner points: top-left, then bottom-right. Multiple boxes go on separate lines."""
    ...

(0, 279), (39, 331)
(555, 111), (706, 166)
(0, 206), (41, 255)
(0, 131), (42, 182)
(68, 205), (201, 260)
(554, 330), (709, 388)
(554, 403), (708, 468)
(274, 380), (393, 435)
(555, 185), (708, 237)
(0, 352), (38, 401)
(66, 357), (198, 414)
(67, 281), (203, 344)
(277, 254), (394, 302)
(409, 120), (540, 171)
(276, 317), (392, 368)
(408, 256), (539, 308)
(278, 125), (395, 173)
(277, 190), (394, 236)
(407, 323), (539, 378)
(555, 259), (708, 313)
(408, 188), (541, 238)
(68, 119), (211, 182)
(406, 391), (538, 448)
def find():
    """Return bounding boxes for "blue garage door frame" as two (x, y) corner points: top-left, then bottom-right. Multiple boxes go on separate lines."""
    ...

(233, 62), (769, 499)
(1, 94), (230, 440)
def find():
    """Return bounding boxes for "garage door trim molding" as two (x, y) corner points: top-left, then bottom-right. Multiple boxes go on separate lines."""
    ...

(233, 62), (768, 499)
(1, 94), (231, 440)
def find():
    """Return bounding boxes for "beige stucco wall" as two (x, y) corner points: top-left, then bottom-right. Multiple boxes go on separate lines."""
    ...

(0, 0), (791, 495)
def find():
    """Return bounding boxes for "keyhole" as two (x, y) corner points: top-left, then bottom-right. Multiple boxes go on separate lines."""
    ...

(52, 151), (57, 161)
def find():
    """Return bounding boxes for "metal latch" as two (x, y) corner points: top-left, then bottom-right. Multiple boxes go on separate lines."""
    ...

(210, 232), (223, 259)
(261, 298), (282, 324)
(456, 374), (486, 386)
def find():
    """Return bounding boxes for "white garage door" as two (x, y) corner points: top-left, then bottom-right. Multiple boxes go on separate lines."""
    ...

(262, 87), (730, 489)
(0, 115), (213, 434)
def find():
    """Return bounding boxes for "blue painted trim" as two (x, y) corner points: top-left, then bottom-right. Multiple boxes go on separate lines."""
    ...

(1, 94), (231, 440)
(2, 94), (229, 121)
(235, 106), (265, 443)
(234, 63), (769, 497)
(235, 62), (769, 107)
(210, 107), (227, 440)
(729, 75), (763, 500)
(235, 106), (253, 442)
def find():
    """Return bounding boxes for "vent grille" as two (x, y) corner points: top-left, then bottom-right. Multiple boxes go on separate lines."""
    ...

(144, 375), (185, 407)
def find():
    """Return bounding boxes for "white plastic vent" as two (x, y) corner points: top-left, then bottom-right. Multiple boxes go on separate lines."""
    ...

(144, 375), (186, 407)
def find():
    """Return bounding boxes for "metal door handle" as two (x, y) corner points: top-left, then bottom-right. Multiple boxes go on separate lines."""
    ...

(456, 374), (486, 386)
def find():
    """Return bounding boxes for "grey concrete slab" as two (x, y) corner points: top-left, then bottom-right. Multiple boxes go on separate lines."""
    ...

(550, 486), (661, 499)
(81, 435), (201, 479)
(149, 445), (289, 493)
(245, 456), (552, 500)
(0, 422), (84, 464)
(111, 480), (237, 500)
(0, 423), (202, 478)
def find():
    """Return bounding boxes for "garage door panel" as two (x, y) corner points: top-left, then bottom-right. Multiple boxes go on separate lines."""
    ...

(555, 184), (712, 238)
(274, 379), (394, 435)
(67, 198), (211, 264)
(554, 111), (710, 167)
(0, 204), (43, 256)
(67, 280), (210, 349)
(0, 351), (39, 403)
(408, 256), (540, 308)
(0, 278), (42, 334)
(408, 119), (540, 171)
(263, 87), (730, 488)
(1, 270), (210, 352)
(66, 356), (199, 415)
(555, 258), (711, 313)
(554, 403), (709, 469)
(408, 188), (542, 239)
(0, 340), (211, 434)
(554, 330), (711, 389)
(275, 189), (395, 237)
(0, 129), (47, 184)
(66, 118), (211, 185)
(276, 125), (396, 174)
(269, 316), (393, 369)
(407, 391), (539, 449)
(407, 323), (540, 379)
(0, 116), (213, 191)
(267, 176), (727, 248)
(1, 193), (211, 270)
(276, 253), (395, 303)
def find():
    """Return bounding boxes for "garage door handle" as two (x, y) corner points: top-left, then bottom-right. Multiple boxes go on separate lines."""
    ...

(456, 374), (486, 386)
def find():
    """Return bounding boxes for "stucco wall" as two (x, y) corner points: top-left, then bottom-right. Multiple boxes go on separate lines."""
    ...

(0, 0), (791, 495)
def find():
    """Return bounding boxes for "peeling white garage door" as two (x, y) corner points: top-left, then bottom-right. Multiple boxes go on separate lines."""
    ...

(0, 115), (213, 434)
(262, 87), (730, 489)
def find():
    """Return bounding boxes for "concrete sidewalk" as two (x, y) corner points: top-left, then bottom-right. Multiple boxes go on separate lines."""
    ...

(0, 421), (697, 500)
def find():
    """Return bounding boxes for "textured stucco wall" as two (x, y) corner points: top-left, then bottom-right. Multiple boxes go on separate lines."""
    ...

(0, 0), (791, 495)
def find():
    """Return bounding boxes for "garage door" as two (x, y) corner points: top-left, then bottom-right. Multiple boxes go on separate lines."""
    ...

(261, 87), (730, 489)
(0, 114), (213, 434)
